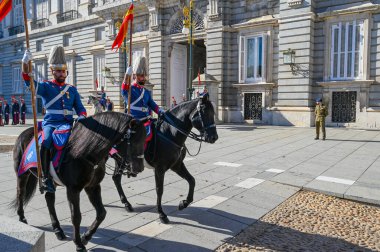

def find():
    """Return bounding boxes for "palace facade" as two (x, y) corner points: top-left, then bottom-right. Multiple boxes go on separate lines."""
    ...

(1, 0), (380, 128)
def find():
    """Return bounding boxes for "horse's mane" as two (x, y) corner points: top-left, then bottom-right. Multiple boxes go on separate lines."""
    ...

(67, 112), (132, 159)
(169, 98), (198, 116)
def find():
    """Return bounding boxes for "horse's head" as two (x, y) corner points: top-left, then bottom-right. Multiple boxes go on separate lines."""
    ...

(190, 93), (218, 143)
(116, 118), (147, 175)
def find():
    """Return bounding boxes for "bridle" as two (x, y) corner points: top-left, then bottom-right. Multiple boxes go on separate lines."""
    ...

(112, 124), (144, 176)
(161, 99), (216, 143)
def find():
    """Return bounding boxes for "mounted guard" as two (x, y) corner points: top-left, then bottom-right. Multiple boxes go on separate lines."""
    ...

(21, 45), (87, 193)
(122, 56), (164, 149)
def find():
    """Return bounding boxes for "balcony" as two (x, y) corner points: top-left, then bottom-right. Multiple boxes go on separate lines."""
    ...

(31, 18), (50, 30)
(9, 25), (24, 36)
(57, 10), (78, 23)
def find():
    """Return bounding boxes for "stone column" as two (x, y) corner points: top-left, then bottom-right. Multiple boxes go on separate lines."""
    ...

(275, 0), (316, 126)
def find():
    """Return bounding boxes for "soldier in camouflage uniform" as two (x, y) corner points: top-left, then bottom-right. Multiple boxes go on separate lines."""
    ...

(315, 98), (328, 140)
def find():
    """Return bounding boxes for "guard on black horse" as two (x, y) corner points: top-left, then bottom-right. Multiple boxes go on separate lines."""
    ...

(119, 56), (164, 174)
(22, 46), (87, 193)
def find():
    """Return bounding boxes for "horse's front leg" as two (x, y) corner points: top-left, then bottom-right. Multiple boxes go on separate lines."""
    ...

(112, 159), (133, 212)
(154, 168), (169, 223)
(45, 191), (66, 240)
(67, 188), (86, 252)
(81, 184), (107, 246)
(174, 162), (195, 210)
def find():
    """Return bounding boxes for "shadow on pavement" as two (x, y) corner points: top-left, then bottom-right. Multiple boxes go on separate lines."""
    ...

(38, 203), (371, 252)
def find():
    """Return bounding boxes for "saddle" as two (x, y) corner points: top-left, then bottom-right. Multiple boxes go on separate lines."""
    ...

(18, 123), (71, 177)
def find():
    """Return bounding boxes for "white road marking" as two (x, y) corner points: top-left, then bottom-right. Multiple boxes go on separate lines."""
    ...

(214, 162), (242, 167)
(235, 178), (265, 189)
(266, 168), (285, 173)
(184, 157), (195, 161)
(316, 176), (355, 185)
(117, 221), (172, 246)
(191, 195), (228, 209)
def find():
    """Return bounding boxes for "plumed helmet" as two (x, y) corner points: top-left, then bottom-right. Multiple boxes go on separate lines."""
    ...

(133, 56), (148, 76)
(48, 46), (67, 70)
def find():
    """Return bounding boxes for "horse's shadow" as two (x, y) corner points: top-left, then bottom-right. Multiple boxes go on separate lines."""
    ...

(42, 204), (370, 252)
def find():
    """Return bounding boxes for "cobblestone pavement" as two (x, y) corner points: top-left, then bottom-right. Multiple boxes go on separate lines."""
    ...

(216, 190), (380, 252)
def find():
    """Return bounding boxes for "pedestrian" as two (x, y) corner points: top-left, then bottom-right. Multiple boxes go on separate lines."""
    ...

(3, 100), (9, 125)
(14, 98), (20, 124)
(22, 46), (87, 193)
(11, 97), (17, 125)
(0, 99), (3, 126)
(20, 98), (27, 124)
(315, 98), (328, 140)
(182, 93), (186, 102)
(106, 97), (113, 111)
(171, 96), (177, 108)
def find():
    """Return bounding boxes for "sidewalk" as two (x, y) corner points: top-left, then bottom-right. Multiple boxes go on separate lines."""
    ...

(0, 124), (379, 251)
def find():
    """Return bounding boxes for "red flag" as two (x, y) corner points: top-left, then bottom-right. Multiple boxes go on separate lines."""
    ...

(112, 4), (134, 51)
(95, 78), (99, 89)
(0, 0), (12, 22)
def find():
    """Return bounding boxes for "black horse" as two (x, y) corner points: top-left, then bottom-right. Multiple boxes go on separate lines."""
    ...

(11, 112), (146, 251)
(112, 93), (218, 223)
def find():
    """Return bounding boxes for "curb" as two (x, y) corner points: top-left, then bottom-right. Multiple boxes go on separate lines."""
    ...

(0, 215), (45, 252)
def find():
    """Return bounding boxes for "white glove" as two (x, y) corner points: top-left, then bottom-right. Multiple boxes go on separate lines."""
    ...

(125, 66), (133, 76)
(77, 115), (86, 121)
(22, 49), (33, 64)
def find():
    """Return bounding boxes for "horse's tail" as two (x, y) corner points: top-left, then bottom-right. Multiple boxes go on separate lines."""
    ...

(9, 174), (37, 210)
(10, 127), (37, 210)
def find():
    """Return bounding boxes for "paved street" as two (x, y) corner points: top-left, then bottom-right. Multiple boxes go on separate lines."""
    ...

(0, 124), (380, 251)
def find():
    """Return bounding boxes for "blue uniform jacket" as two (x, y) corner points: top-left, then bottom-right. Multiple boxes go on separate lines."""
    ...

(24, 75), (86, 126)
(122, 82), (160, 119)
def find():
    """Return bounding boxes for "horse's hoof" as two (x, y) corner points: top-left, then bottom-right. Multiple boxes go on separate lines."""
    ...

(159, 215), (170, 224)
(76, 246), (87, 252)
(80, 234), (89, 246)
(125, 204), (134, 212)
(19, 217), (27, 224)
(54, 229), (66, 240)
(178, 200), (188, 211)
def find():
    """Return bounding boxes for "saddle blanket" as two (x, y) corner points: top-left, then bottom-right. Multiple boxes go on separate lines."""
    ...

(18, 124), (71, 177)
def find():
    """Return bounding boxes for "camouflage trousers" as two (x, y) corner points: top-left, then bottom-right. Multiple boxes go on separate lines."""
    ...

(315, 119), (326, 139)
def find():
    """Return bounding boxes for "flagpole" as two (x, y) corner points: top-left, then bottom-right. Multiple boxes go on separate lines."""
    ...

(126, 2), (134, 115)
(22, 0), (42, 190)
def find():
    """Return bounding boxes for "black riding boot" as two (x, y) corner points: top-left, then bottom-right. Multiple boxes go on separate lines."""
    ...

(40, 146), (55, 193)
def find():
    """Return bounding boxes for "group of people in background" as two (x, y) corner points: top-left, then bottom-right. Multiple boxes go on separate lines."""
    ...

(97, 86), (114, 112)
(0, 97), (27, 126)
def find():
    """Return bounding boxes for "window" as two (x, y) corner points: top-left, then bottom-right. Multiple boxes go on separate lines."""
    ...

(95, 27), (105, 41)
(36, 0), (48, 19)
(330, 20), (364, 80)
(239, 35), (265, 83)
(36, 40), (43, 52)
(63, 34), (72, 47)
(66, 58), (74, 85)
(12, 66), (22, 94)
(94, 54), (106, 90)
(13, 0), (23, 26)
(63, 0), (77, 12)
(35, 63), (46, 82)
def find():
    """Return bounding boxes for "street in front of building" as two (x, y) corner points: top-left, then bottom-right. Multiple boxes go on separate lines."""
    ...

(0, 123), (379, 251)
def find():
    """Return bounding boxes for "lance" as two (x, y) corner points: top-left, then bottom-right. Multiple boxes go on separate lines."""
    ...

(22, 0), (43, 190)
(126, 1), (134, 115)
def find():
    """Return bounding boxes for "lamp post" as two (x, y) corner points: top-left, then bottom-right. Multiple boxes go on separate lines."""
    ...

(182, 0), (195, 100)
